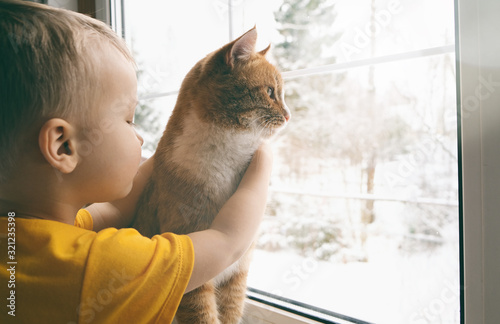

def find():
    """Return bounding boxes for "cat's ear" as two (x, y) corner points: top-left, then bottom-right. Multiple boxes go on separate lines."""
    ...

(258, 44), (271, 56)
(225, 27), (258, 67)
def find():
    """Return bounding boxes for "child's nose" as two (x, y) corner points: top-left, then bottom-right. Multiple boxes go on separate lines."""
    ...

(135, 130), (144, 146)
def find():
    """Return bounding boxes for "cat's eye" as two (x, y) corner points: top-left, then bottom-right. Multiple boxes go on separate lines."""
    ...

(266, 87), (275, 99)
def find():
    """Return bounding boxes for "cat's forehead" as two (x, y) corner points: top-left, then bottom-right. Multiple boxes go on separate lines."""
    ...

(269, 68), (283, 88)
(265, 61), (282, 83)
(242, 58), (282, 84)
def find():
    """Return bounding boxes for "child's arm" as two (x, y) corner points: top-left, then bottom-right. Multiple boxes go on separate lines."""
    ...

(185, 143), (273, 293)
(85, 157), (154, 231)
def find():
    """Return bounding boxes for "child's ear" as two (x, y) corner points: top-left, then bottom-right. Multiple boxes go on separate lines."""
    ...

(38, 118), (78, 174)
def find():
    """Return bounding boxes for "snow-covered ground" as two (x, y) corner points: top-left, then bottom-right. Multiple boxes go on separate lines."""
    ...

(248, 237), (460, 324)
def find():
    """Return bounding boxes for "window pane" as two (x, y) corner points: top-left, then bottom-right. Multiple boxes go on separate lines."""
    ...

(124, 0), (232, 155)
(231, 0), (455, 67)
(248, 55), (459, 323)
(125, 0), (230, 93)
(232, 0), (459, 323)
(134, 95), (177, 157)
(124, 0), (459, 323)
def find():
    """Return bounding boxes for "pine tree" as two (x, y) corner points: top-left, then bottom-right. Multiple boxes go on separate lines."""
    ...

(133, 57), (163, 155)
(274, 0), (339, 70)
(272, 0), (414, 260)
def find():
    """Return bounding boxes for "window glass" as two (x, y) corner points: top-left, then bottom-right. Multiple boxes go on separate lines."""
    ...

(124, 1), (459, 323)
(249, 57), (458, 323)
(124, 0), (230, 156)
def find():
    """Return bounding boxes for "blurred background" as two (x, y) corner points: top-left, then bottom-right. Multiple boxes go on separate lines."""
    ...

(124, 1), (459, 323)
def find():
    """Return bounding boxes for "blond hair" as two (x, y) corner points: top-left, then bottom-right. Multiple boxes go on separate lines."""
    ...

(0, 0), (134, 183)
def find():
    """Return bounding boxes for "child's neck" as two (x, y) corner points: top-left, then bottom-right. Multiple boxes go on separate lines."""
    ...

(0, 170), (82, 226)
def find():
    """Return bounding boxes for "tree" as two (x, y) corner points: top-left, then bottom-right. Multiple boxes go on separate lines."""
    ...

(132, 51), (164, 155)
(272, 0), (342, 178)
(271, 0), (415, 260)
(274, 0), (339, 70)
(264, 0), (353, 260)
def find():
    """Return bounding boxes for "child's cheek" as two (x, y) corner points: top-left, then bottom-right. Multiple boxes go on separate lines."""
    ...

(99, 118), (117, 135)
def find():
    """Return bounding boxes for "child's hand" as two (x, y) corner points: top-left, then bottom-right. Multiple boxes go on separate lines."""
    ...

(237, 142), (273, 196)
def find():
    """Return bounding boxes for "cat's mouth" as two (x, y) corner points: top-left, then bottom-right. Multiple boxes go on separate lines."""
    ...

(242, 108), (291, 137)
(259, 114), (289, 137)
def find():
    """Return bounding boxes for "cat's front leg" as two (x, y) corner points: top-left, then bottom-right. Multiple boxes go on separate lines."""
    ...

(215, 249), (253, 324)
(176, 281), (220, 324)
(216, 270), (249, 324)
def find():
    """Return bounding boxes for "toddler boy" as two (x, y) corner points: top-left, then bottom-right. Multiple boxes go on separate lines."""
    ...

(0, 1), (272, 323)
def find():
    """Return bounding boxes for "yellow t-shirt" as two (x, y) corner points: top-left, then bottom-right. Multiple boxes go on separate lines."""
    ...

(0, 210), (194, 324)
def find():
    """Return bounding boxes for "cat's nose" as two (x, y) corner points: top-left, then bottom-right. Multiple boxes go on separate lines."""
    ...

(283, 103), (291, 122)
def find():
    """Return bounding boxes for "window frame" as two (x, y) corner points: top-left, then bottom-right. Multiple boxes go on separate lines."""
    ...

(456, 0), (500, 323)
(81, 0), (500, 323)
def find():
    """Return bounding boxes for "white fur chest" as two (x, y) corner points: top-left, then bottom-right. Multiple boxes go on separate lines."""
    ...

(168, 111), (262, 286)
(170, 111), (262, 208)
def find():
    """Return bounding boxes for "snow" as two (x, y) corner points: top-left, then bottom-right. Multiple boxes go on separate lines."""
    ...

(248, 238), (460, 324)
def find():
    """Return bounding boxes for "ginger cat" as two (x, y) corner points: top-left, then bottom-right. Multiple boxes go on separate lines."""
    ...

(133, 27), (290, 324)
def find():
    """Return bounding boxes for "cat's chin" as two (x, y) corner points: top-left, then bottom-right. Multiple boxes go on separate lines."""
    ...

(260, 123), (287, 138)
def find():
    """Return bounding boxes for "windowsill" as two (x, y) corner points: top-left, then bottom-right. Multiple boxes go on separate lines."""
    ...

(244, 291), (375, 324)
(172, 297), (363, 324)
(243, 299), (326, 324)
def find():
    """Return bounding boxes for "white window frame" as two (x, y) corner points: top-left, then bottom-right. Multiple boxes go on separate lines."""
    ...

(50, 0), (499, 322)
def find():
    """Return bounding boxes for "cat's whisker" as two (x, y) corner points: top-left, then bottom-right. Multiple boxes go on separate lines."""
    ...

(256, 119), (273, 138)
(248, 115), (271, 138)
(254, 125), (265, 138)
(255, 118), (270, 137)
(249, 115), (267, 127)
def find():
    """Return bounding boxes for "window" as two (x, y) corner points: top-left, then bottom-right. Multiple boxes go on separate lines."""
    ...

(123, 0), (461, 323)
(43, 0), (500, 323)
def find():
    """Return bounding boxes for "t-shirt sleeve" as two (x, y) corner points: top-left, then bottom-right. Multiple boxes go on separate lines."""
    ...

(77, 214), (194, 323)
(74, 209), (93, 230)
